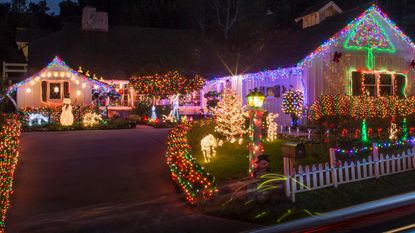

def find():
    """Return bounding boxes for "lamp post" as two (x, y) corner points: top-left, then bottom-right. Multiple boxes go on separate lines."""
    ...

(247, 88), (265, 176)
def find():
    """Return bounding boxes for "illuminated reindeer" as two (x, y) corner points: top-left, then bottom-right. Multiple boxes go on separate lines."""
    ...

(200, 134), (221, 163)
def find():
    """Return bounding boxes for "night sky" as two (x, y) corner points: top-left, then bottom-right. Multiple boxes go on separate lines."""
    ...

(0, 0), (61, 14)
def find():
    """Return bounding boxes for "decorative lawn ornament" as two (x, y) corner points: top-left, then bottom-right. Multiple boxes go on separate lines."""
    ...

(82, 112), (102, 127)
(282, 90), (304, 127)
(149, 105), (157, 122)
(266, 113), (278, 141)
(60, 98), (74, 126)
(253, 154), (271, 178)
(389, 122), (398, 141)
(165, 121), (217, 204)
(27, 113), (49, 126)
(200, 134), (220, 163)
(361, 119), (368, 142)
(211, 87), (246, 143)
(344, 12), (395, 70)
(163, 95), (179, 123)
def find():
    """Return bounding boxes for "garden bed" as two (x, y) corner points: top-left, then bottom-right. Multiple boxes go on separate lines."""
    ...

(201, 170), (415, 225)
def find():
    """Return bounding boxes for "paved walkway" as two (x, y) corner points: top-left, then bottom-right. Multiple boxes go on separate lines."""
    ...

(7, 126), (259, 233)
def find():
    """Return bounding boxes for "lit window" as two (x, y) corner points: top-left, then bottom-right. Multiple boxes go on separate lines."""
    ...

(49, 83), (61, 99)
(363, 73), (376, 97)
(379, 74), (392, 97)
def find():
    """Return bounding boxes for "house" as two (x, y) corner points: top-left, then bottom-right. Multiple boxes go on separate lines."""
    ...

(7, 56), (111, 108)
(295, 1), (343, 28)
(17, 21), (208, 114)
(204, 5), (415, 125)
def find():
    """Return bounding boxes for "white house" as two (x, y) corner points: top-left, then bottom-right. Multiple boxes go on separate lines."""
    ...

(204, 5), (415, 125)
(8, 56), (112, 108)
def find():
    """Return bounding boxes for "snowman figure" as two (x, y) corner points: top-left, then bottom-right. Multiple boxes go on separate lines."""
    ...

(60, 98), (74, 126)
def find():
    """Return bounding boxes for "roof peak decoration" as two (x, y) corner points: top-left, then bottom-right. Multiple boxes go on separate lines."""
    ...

(299, 4), (414, 68)
(344, 11), (396, 70)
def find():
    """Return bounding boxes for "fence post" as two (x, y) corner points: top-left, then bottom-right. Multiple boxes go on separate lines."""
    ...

(283, 157), (291, 198)
(412, 145), (415, 169)
(373, 143), (380, 178)
(329, 148), (338, 188)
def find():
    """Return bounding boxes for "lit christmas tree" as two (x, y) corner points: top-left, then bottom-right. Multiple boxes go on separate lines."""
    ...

(344, 14), (395, 69)
(282, 90), (304, 127)
(212, 87), (246, 143)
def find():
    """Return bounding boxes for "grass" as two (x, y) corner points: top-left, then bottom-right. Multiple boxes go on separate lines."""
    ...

(188, 120), (331, 182)
(203, 170), (415, 225)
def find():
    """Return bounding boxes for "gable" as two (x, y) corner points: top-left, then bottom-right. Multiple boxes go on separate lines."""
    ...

(8, 56), (111, 94)
(299, 5), (415, 68)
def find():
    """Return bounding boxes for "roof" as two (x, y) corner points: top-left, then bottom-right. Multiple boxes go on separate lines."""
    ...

(15, 27), (57, 43)
(296, 0), (342, 19)
(24, 3), (412, 80)
(233, 5), (368, 73)
(211, 3), (415, 81)
(26, 24), (204, 80)
(296, 0), (374, 19)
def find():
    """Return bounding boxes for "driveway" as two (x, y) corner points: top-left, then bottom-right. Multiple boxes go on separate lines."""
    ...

(7, 126), (259, 233)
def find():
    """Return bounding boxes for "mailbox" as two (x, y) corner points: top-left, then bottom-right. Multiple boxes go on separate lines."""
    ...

(282, 142), (306, 159)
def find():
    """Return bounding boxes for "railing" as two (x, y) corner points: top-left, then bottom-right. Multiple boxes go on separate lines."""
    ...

(284, 144), (415, 202)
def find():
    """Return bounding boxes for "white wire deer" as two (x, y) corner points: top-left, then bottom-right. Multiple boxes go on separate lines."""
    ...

(200, 134), (221, 163)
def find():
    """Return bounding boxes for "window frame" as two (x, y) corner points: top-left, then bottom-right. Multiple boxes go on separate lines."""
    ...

(46, 81), (64, 103)
(351, 71), (405, 98)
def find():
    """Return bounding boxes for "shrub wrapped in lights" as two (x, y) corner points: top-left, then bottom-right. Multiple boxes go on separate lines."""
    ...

(82, 112), (102, 127)
(0, 114), (21, 232)
(309, 95), (415, 121)
(130, 71), (205, 96)
(282, 90), (304, 126)
(165, 120), (217, 204)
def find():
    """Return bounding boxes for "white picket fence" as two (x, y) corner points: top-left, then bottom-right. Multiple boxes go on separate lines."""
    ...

(284, 144), (415, 202)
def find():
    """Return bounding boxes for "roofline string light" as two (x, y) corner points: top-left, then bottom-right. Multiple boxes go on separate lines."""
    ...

(7, 56), (112, 95)
(207, 5), (413, 96)
(298, 5), (415, 68)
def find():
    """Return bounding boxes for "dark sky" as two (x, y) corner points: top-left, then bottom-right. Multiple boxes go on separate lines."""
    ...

(0, 0), (61, 14)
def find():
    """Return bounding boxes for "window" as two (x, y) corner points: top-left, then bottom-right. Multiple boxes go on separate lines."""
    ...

(274, 85), (281, 97)
(379, 74), (392, 97)
(352, 71), (406, 97)
(266, 87), (275, 97)
(49, 83), (61, 99)
(363, 73), (376, 97)
(179, 91), (201, 106)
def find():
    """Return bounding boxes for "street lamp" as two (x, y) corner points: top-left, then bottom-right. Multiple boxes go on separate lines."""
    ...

(247, 88), (265, 109)
(247, 88), (265, 177)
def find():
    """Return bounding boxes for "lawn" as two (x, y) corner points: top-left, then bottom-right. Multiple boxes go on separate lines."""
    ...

(187, 120), (415, 226)
(188, 120), (331, 182)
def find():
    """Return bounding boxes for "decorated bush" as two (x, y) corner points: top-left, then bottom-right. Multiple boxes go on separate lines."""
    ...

(0, 114), (21, 232)
(309, 95), (415, 141)
(165, 120), (217, 204)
